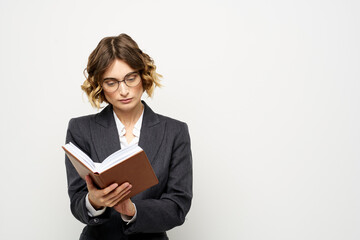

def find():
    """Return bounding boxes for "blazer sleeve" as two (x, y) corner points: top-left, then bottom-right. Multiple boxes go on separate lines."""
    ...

(64, 118), (112, 226)
(124, 122), (193, 234)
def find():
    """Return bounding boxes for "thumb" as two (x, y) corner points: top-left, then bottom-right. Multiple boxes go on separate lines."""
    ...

(85, 175), (95, 190)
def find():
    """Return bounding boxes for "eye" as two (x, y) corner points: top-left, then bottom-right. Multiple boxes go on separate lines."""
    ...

(126, 74), (138, 82)
(104, 80), (117, 86)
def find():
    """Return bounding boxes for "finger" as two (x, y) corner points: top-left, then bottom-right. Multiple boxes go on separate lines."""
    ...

(92, 187), (121, 208)
(85, 175), (96, 191)
(105, 184), (132, 206)
(114, 185), (132, 203)
(102, 182), (119, 196)
(109, 189), (131, 207)
(117, 182), (132, 193)
(107, 184), (132, 203)
(107, 184), (132, 206)
(104, 182), (129, 196)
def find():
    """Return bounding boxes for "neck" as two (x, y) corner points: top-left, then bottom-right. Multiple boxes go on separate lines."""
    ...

(113, 102), (144, 127)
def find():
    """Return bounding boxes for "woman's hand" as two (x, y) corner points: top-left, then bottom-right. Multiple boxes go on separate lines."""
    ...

(85, 175), (132, 210)
(113, 198), (136, 217)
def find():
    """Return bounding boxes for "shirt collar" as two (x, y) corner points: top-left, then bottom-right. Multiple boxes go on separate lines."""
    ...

(113, 108), (144, 137)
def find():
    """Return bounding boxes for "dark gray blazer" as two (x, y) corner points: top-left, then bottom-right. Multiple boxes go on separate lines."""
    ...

(65, 101), (193, 240)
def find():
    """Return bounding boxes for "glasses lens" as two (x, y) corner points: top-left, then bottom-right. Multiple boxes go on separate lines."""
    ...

(125, 73), (141, 87)
(103, 80), (118, 92)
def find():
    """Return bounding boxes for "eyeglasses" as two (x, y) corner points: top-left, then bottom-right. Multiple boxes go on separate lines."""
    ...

(102, 71), (141, 93)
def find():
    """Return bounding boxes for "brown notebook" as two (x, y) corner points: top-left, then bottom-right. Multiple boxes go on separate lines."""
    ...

(63, 142), (159, 198)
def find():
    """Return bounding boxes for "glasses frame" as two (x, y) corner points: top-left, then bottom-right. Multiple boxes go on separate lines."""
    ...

(101, 71), (141, 93)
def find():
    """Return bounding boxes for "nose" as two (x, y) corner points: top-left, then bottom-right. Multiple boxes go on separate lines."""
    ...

(118, 81), (129, 96)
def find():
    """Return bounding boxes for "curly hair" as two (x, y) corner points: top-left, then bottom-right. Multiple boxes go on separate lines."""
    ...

(81, 33), (162, 108)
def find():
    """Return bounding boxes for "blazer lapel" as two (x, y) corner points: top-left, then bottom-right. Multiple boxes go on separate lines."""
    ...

(139, 101), (165, 164)
(91, 104), (121, 162)
(90, 101), (165, 164)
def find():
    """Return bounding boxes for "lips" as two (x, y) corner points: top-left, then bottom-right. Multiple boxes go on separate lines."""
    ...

(119, 98), (132, 104)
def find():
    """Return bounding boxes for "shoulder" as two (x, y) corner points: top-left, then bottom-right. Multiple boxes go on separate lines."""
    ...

(143, 101), (189, 132)
(154, 113), (191, 150)
(154, 113), (191, 144)
(157, 113), (188, 131)
(65, 108), (111, 153)
(143, 101), (189, 134)
(67, 112), (96, 132)
(67, 105), (112, 132)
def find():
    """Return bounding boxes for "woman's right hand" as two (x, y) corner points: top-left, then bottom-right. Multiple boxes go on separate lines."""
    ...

(85, 175), (132, 210)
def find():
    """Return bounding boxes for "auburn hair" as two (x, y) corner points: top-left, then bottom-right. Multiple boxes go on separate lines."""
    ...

(81, 33), (162, 108)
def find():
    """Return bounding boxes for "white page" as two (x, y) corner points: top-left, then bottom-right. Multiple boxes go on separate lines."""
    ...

(64, 143), (97, 171)
(63, 142), (143, 173)
(99, 144), (142, 173)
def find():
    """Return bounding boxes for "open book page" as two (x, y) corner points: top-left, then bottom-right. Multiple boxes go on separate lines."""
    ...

(64, 142), (97, 171)
(98, 144), (142, 173)
(63, 142), (143, 173)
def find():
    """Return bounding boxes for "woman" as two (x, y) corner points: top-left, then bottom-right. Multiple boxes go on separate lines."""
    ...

(65, 33), (193, 240)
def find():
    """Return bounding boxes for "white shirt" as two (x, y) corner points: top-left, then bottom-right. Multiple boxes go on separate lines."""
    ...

(85, 107), (144, 224)
(113, 109), (143, 148)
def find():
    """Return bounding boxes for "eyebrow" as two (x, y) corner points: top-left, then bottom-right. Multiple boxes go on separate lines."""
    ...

(103, 71), (138, 81)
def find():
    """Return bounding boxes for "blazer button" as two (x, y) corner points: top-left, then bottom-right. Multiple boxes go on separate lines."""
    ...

(94, 218), (99, 223)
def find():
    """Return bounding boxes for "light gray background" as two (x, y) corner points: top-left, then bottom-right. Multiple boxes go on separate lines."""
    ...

(0, 0), (359, 239)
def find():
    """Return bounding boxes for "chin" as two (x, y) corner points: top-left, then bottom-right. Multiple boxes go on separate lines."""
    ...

(113, 99), (141, 112)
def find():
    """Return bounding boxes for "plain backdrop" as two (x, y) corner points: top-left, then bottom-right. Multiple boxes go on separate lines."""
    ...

(0, 0), (359, 239)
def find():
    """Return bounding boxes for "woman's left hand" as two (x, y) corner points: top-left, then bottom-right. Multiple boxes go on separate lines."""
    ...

(113, 198), (136, 217)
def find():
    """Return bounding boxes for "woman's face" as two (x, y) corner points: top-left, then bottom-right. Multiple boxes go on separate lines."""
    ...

(102, 59), (144, 114)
